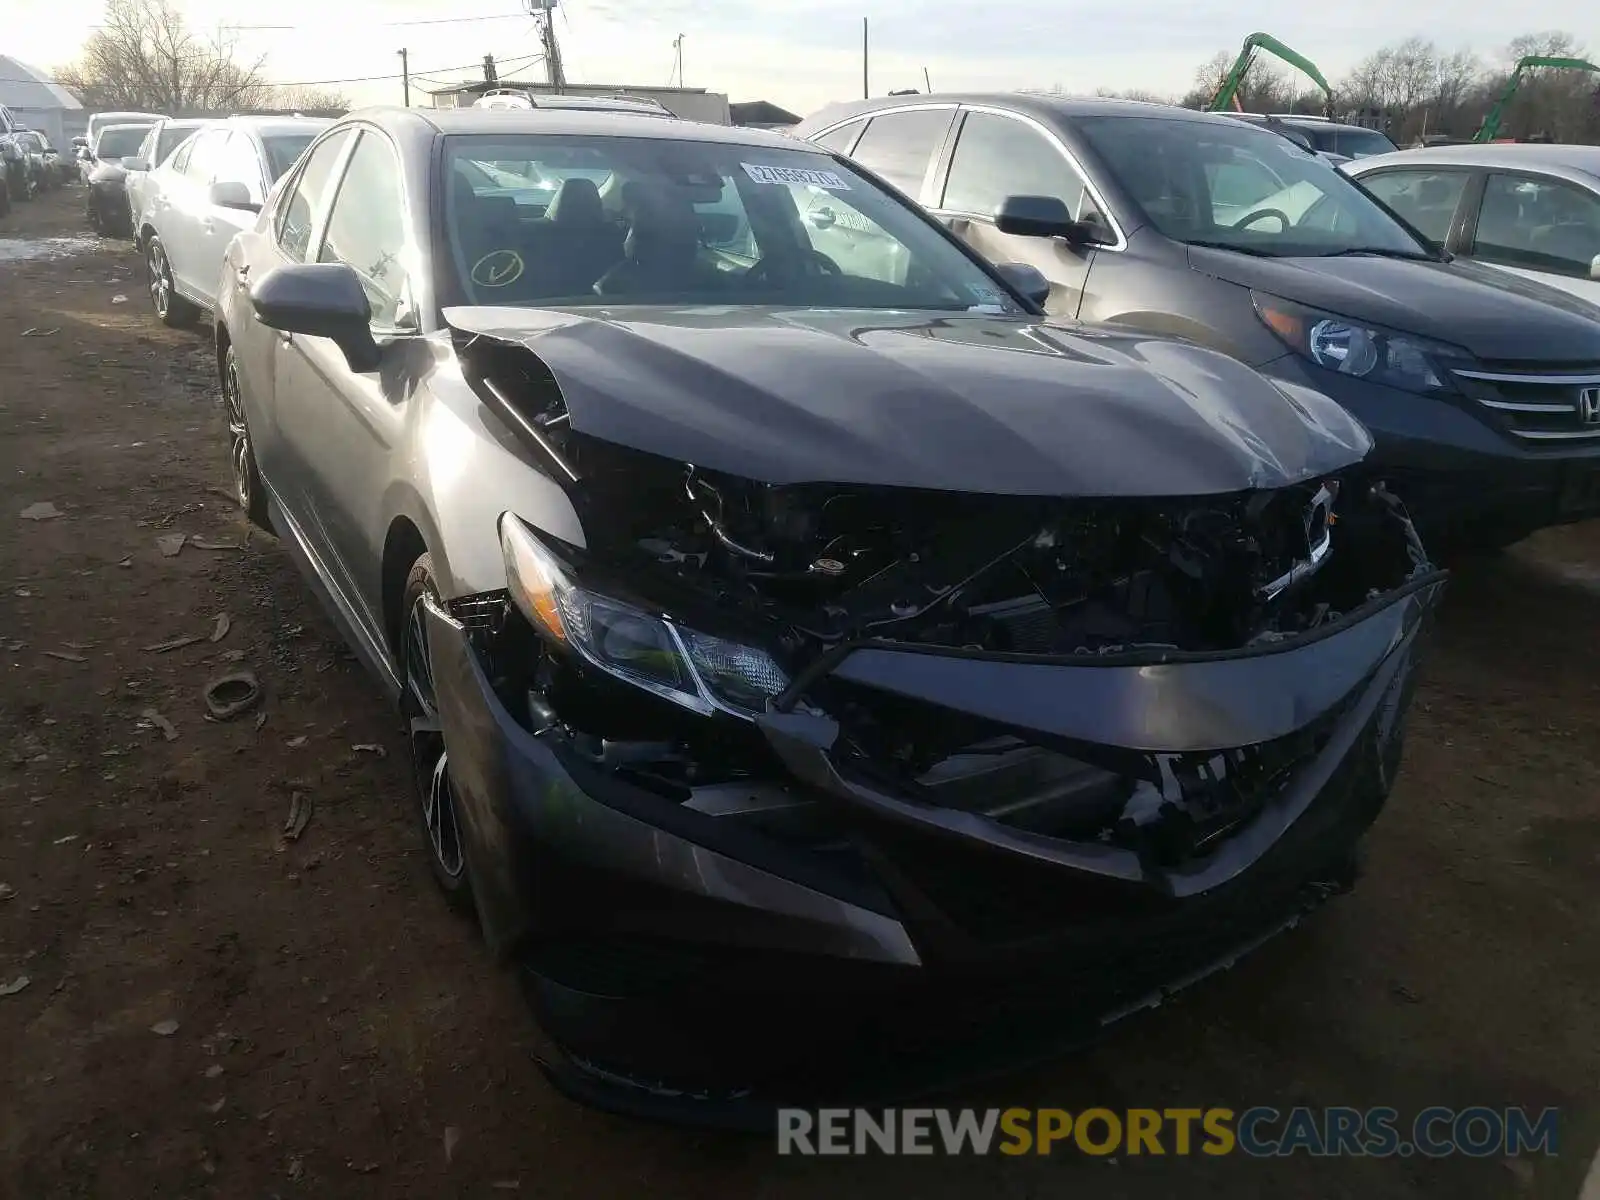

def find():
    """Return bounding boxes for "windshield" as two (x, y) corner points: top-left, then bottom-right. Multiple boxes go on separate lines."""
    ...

(156, 124), (204, 163)
(1325, 127), (1398, 158)
(441, 134), (1025, 313)
(97, 127), (149, 160)
(263, 134), (316, 182)
(1076, 115), (1427, 258)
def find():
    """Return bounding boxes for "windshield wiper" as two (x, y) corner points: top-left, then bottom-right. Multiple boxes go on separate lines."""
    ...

(1183, 239), (1278, 258)
(1317, 246), (1438, 262)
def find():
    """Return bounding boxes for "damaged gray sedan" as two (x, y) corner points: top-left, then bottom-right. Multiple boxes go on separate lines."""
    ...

(214, 105), (1446, 1122)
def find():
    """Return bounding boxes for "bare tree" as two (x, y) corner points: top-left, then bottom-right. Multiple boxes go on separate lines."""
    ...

(54, 0), (274, 113)
(269, 86), (351, 114)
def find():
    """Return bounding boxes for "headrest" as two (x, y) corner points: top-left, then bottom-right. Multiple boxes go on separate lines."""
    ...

(547, 176), (603, 226)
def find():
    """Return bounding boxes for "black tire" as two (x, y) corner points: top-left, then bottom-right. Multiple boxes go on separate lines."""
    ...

(146, 235), (199, 327)
(400, 553), (475, 912)
(220, 342), (270, 529)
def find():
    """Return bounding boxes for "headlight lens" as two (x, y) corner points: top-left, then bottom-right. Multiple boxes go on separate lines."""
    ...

(1253, 292), (1467, 395)
(499, 515), (789, 719)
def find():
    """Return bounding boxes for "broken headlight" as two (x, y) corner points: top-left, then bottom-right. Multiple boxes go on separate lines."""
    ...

(499, 514), (789, 719)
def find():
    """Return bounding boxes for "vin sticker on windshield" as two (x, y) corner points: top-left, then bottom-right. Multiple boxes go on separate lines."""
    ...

(742, 163), (851, 190)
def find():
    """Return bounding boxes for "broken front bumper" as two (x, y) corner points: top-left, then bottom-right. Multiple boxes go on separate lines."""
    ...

(423, 572), (1445, 1120)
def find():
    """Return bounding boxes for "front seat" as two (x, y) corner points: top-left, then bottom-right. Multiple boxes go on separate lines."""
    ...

(543, 176), (622, 293)
(594, 187), (712, 296)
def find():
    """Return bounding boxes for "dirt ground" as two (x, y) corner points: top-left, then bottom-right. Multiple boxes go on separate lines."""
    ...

(1, 185), (1597, 1199)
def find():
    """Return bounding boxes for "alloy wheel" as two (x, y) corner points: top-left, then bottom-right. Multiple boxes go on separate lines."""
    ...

(147, 242), (170, 319)
(403, 596), (465, 880)
(222, 352), (254, 514)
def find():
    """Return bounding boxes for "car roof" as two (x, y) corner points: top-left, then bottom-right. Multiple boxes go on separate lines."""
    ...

(219, 116), (336, 139)
(1348, 142), (1600, 181)
(99, 122), (155, 135)
(349, 104), (808, 150)
(800, 92), (1239, 132)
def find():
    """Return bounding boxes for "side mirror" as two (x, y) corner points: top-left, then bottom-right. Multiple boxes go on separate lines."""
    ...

(1591, 254), (1600, 281)
(806, 206), (837, 231)
(995, 194), (1116, 247)
(123, 158), (151, 173)
(994, 262), (1052, 307)
(249, 263), (381, 373)
(209, 180), (261, 213)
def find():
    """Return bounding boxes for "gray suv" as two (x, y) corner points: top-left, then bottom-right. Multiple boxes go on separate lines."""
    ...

(796, 95), (1600, 553)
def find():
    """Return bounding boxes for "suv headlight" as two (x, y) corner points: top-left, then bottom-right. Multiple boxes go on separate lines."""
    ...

(1253, 292), (1469, 396)
(500, 514), (789, 719)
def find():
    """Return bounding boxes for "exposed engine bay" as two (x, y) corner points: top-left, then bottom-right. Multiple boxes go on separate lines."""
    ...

(470, 341), (1427, 667)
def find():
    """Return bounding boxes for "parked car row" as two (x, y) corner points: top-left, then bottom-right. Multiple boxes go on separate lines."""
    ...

(793, 95), (1600, 553)
(94, 94), (1593, 1121)
(122, 99), (1450, 1120)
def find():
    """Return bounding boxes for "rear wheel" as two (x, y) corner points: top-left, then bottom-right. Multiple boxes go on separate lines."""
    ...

(401, 554), (474, 911)
(146, 235), (198, 327)
(220, 343), (269, 529)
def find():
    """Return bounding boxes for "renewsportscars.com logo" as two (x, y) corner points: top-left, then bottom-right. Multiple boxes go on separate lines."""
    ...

(776, 1106), (1560, 1158)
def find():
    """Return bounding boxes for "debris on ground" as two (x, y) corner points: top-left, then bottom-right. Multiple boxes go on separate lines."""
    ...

(0, 883), (15, 901)
(155, 533), (186, 557)
(204, 1097), (226, 1114)
(205, 1064), (224, 1079)
(52, 835), (78, 846)
(443, 1126), (461, 1165)
(254, 711), (268, 731)
(351, 743), (387, 759)
(19, 502), (62, 520)
(111, 294), (128, 304)
(287, 1155), (304, 1182)
(191, 537), (245, 551)
(142, 634), (203, 653)
(287, 735), (307, 749)
(0, 976), (31, 997)
(140, 708), (179, 741)
(117, 556), (132, 568)
(20, 327), (60, 337)
(203, 671), (260, 722)
(347, 1161), (380, 1174)
(41, 650), (87, 663)
(282, 792), (312, 842)
(151, 1019), (179, 1036)
(209, 613), (231, 643)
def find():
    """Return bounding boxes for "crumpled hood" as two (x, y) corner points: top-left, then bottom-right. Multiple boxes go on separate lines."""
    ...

(445, 305), (1371, 496)
(1188, 246), (1600, 361)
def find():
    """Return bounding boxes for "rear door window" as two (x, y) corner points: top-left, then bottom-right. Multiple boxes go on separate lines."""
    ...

(1473, 173), (1600, 278)
(1359, 169), (1470, 248)
(941, 110), (1096, 221)
(847, 108), (953, 198)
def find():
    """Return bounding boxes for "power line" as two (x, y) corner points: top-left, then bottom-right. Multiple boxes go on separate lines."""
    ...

(222, 12), (530, 30)
(0, 51), (546, 91)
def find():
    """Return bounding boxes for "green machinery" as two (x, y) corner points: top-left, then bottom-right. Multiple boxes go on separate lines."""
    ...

(1207, 32), (1334, 117)
(1472, 55), (1600, 142)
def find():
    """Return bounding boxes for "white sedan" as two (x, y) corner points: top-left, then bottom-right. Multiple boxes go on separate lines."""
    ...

(1346, 143), (1600, 307)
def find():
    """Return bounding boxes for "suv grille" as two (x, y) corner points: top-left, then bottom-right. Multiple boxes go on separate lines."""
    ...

(1453, 369), (1600, 442)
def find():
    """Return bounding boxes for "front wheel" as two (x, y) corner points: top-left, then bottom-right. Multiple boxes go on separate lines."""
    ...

(401, 554), (475, 912)
(146, 235), (198, 328)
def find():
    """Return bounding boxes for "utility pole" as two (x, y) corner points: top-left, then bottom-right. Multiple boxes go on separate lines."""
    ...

(862, 17), (869, 99)
(673, 33), (685, 87)
(527, 0), (566, 92)
(398, 48), (410, 107)
(483, 54), (498, 85)
(923, 65), (931, 92)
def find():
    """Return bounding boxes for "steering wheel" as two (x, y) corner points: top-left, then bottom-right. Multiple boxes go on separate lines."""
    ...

(746, 249), (842, 285)
(1232, 207), (1291, 232)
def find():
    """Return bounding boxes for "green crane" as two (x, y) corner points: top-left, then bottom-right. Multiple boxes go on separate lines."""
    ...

(1207, 32), (1334, 117)
(1472, 55), (1600, 142)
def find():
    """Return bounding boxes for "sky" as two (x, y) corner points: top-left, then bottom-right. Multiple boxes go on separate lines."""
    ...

(4, 0), (1598, 116)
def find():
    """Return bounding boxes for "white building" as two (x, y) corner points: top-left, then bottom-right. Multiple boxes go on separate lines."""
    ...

(0, 55), (85, 147)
